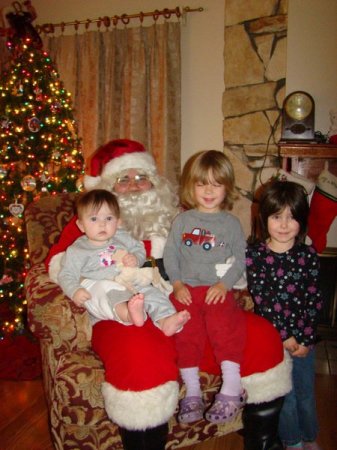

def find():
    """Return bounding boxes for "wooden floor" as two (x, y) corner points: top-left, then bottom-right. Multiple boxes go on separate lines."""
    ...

(0, 337), (336, 450)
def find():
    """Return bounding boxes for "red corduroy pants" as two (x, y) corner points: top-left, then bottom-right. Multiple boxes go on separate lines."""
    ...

(170, 285), (246, 368)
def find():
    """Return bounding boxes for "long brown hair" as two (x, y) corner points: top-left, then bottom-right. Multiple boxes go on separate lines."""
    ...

(258, 180), (309, 243)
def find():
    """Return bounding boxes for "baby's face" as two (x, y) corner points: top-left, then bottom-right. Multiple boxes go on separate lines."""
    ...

(77, 202), (120, 246)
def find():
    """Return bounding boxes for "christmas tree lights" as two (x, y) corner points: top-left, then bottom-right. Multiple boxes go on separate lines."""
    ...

(0, 36), (84, 338)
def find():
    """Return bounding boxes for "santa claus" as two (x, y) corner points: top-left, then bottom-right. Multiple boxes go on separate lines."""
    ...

(46, 139), (291, 450)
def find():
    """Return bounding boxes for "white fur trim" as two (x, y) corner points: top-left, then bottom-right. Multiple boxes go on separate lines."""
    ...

(102, 152), (157, 178)
(48, 252), (65, 283)
(242, 351), (292, 404)
(83, 174), (102, 190)
(101, 380), (179, 430)
(150, 235), (166, 259)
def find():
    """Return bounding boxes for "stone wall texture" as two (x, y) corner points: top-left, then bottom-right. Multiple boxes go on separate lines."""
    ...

(223, 0), (288, 236)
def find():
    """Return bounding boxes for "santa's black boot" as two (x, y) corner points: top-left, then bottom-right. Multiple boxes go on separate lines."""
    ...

(242, 397), (284, 450)
(119, 423), (168, 450)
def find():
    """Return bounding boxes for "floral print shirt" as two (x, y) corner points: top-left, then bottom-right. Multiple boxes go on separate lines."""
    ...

(246, 242), (323, 347)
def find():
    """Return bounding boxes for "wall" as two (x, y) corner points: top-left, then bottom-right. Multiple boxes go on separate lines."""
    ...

(286, 0), (337, 135)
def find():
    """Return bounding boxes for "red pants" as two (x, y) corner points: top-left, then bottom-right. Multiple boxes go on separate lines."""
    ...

(170, 285), (246, 368)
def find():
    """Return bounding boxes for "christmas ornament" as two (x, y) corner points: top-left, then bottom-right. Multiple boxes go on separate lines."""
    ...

(21, 174), (36, 191)
(33, 85), (43, 101)
(50, 102), (61, 114)
(0, 274), (13, 286)
(51, 150), (61, 164)
(34, 186), (49, 200)
(40, 173), (50, 184)
(9, 201), (25, 217)
(66, 119), (77, 138)
(16, 83), (24, 96)
(0, 117), (11, 130)
(0, 166), (8, 179)
(28, 116), (41, 132)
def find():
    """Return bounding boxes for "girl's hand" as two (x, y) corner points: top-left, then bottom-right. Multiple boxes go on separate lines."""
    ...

(205, 282), (227, 304)
(122, 253), (138, 267)
(72, 287), (91, 307)
(283, 336), (299, 354)
(292, 344), (310, 358)
(173, 281), (192, 305)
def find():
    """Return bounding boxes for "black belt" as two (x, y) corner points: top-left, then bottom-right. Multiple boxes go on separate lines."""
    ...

(142, 257), (168, 281)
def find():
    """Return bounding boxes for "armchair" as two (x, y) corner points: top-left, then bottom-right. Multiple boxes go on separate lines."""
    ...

(24, 192), (243, 449)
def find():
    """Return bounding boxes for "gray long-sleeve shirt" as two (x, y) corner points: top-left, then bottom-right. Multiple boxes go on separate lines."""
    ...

(58, 227), (146, 300)
(163, 209), (246, 290)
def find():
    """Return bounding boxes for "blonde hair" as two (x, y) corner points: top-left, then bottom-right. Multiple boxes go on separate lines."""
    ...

(180, 150), (237, 210)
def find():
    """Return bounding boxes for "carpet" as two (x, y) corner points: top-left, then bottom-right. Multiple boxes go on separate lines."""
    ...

(0, 333), (42, 380)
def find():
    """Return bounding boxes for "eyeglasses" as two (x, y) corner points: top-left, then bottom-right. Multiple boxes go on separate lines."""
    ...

(115, 174), (151, 188)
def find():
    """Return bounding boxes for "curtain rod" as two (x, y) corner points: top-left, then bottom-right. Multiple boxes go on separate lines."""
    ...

(36, 6), (204, 34)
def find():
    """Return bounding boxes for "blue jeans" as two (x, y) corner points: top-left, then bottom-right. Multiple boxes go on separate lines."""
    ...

(278, 349), (318, 445)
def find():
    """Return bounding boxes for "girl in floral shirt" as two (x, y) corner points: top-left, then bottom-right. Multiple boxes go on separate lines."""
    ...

(246, 180), (323, 450)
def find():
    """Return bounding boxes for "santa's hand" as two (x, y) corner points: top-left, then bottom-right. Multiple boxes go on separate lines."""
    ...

(122, 252), (138, 267)
(173, 281), (192, 305)
(205, 282), (227, 304)
(72, 287), (91, 307)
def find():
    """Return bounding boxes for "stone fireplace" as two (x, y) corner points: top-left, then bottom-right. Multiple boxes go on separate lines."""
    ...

(222, 0), (288, 236)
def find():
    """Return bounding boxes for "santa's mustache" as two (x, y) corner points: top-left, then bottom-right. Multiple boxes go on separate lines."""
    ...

(115, 185), (178, 241)
(117, 188), (157, 207)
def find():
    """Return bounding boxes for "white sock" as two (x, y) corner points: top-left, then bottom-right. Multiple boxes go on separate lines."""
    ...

(219, 360), (242, 396)
(180, 367), (202, 398)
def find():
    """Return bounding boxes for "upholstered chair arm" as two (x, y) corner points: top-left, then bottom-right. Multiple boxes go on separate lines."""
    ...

(25, 262), (91, 350)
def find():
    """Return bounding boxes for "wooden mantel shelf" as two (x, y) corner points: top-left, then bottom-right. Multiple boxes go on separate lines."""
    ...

(278, 142), (337, 171)
(278, 142), (337, 159)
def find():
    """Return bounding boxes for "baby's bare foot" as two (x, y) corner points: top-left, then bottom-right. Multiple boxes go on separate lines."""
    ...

(160, 310), (191, 336)
(128, 293), (145, 326)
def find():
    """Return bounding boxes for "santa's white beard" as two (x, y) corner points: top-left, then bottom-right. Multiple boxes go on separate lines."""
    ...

(116, 177), (179, 241)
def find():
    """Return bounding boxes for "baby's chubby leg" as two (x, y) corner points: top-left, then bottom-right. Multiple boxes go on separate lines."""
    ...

(158, 310), (191, 337)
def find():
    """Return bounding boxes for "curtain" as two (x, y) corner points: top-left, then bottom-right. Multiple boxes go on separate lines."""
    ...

(42, 22), (181, 183)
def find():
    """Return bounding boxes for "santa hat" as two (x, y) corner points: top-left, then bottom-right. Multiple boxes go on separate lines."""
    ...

(85, 139), (157, 190)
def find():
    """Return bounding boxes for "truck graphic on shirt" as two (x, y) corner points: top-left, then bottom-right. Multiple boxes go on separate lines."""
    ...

(182, 228), (215, 251)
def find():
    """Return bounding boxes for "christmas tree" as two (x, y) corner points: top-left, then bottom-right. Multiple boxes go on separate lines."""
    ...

(0, 31), (84, 338)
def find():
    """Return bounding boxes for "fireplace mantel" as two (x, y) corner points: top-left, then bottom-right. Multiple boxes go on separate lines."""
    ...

(279, 142), (337, 170)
